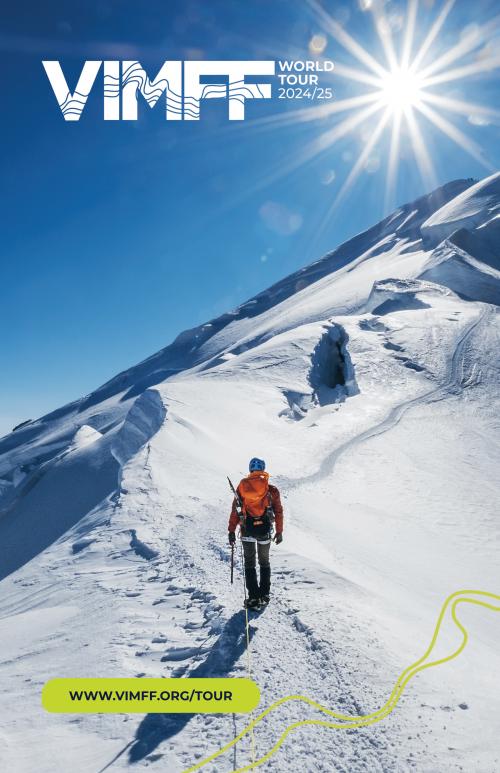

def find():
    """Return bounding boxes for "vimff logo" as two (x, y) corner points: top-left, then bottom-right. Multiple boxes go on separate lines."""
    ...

(42, 60), (335, 121)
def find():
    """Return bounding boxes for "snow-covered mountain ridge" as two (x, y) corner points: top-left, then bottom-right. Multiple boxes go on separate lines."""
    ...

(0, 173), (499, 773)
(0, 178), (479, 466)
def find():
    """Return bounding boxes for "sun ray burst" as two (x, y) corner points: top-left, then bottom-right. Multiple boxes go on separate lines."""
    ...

(334, 107), (392, 206)
(405, 106), (438, 189)
(416, 101), (494, 170)
(422, 92), (500, 122)
(221, 0), (499, 226)
(299, 0), (500, 220)
(371, 5), (399, 73)
(419, 18), (500, 81)
(409, 0), (456, 73)
(237, 91), (382, 134)
(422, 54), (500, 88)
(230, 101), (385, 204)
(305, 0), (388, 78)
(332, 62), (383, 89)
(385, 110), (403, 212)
(401, 0), (419, 71)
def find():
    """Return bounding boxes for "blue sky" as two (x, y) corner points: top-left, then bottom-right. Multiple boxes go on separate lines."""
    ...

(1, 0), (499, 435)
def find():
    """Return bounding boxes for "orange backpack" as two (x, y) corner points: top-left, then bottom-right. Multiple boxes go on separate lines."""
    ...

(239, 472), (271, 517)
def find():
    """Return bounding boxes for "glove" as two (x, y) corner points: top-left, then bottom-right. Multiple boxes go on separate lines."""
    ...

(274, 532), (283, 545)
(228, 531), (236, 545)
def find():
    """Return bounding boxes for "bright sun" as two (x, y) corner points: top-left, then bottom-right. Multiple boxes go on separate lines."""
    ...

(379, 68), (423, 112)
(288, 0), (499, 217)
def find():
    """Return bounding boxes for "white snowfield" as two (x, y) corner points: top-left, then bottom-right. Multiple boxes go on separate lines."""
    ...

(0, 173), (499, 773)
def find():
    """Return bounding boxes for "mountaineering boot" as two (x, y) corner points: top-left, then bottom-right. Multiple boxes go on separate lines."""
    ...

(260, 594), (270, 606)
(244, 597), (260, 609)
(259, 565), (271, 597)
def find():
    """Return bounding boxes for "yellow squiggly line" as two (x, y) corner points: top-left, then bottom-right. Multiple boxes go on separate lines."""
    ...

(182, 590), (500, 773)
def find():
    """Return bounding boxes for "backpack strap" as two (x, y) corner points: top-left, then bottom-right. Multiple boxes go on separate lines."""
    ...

(266, 491), (275, 522)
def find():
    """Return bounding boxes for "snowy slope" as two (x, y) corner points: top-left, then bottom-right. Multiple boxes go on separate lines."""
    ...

(1, 175), (500, 773)
(421, 172), (500, 246)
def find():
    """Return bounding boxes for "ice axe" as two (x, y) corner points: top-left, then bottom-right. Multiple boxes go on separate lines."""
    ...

(227, 476), (243, 585)
(227, 476), (244, 525)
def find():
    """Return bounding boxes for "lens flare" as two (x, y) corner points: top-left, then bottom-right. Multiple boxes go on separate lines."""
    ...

(298, 0), (500, 215)
(224, 0), (500, 231)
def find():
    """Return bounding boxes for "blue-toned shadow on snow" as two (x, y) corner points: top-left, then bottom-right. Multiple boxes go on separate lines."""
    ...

(128, 609), (257, 763)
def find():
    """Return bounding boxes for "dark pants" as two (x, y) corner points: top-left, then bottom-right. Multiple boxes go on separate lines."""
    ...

(242, 540), (271, 599)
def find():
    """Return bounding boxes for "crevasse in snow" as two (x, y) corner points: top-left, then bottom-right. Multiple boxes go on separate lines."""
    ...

(1, 175), (499, 773)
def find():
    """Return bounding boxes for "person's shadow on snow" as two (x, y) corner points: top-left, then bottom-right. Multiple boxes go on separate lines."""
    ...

(128, 609), (257, 763)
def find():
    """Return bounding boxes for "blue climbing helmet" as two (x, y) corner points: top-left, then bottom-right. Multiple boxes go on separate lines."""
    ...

(249, 457), (266, 472)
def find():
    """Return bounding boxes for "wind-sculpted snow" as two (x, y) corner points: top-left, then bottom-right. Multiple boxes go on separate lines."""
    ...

(111, 388), (167, 468)
(68, 424), (103, 452)
(0, 177), (479, 461)
(366, 277), (449, 315)
(421, 172), (500, 247)
(448, 219), (500, 272)
(310, 325), (358, 401)
(1, 175), (500, 772)
(0, 432), (119, 581)
(43, 178), (473, 415)
(420, 241), (500, 306)
(283, 324), (359, 419)
(0, 390), (167, 581)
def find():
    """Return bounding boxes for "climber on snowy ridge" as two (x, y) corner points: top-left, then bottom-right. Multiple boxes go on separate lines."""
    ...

(228, 458), (284, 608)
